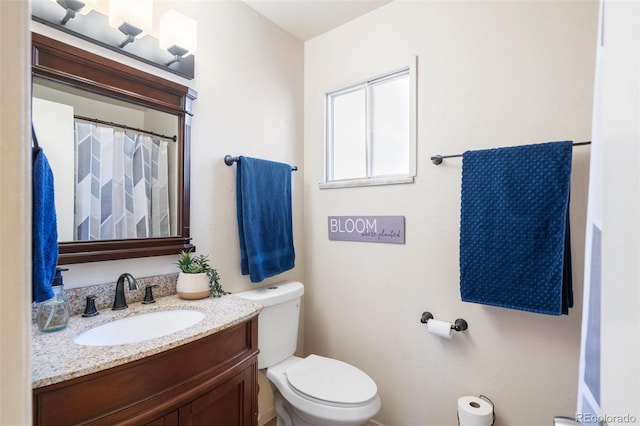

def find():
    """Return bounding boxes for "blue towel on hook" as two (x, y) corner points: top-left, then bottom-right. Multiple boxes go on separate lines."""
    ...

(236, 156), (295, 283)
(32, 147), (59, 303)
(459, 141), (573, 315)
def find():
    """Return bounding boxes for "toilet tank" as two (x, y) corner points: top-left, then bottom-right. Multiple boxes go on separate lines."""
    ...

(235, 281), (304, 369)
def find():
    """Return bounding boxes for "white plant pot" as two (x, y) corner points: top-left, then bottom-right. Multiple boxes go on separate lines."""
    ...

(176, 272), (210, 300)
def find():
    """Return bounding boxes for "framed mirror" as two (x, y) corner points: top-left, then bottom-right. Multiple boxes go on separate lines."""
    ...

(32, 33), (197, 264)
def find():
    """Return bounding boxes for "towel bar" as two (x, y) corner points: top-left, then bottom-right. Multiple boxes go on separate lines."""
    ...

(420, 311), (468, 332)
(430, 141), (591, 165)
(224, 155), (298, 171)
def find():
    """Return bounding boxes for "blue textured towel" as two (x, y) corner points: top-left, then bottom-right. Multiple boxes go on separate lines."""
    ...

(459, 141), (573, 315)
(236, 156), (295, 283)
(32, 148), (59, 303)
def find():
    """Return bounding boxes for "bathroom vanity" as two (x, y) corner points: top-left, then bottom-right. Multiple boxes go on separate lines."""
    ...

(29, 28), (263, 425)
(32, 295), (261, 425)
(30, 31), (263, 425)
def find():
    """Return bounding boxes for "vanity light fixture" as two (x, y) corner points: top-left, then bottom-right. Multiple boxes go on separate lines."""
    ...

(159, 10), (198, 66)
(50, 0), (96, 25)
(32, 0), (196, 80)
(108, 0), (153, 48)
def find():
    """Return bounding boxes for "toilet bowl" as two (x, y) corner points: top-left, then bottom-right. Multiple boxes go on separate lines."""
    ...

(236, 281), (381, 426)
(267, 355), (381, 426)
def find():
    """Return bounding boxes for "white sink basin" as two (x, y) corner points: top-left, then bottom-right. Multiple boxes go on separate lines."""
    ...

(73, 309), (206, 346)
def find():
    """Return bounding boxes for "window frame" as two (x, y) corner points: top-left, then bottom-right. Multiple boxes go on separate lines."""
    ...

(321, 58), (417, 189)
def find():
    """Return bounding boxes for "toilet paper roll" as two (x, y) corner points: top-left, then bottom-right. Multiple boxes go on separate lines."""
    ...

(457, 396), (493, 426)
(427, 319), (452, 339)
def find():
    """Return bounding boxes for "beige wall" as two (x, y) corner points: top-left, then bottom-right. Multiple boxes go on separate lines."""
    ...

(303, 1), (598, 425)
(0, 1), (32, 424)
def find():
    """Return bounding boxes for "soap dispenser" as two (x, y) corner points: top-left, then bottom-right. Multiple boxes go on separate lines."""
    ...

(36, 267), (71, 332)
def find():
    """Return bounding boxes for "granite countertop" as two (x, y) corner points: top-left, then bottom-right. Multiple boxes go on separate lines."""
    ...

(32, 294), (261, 389)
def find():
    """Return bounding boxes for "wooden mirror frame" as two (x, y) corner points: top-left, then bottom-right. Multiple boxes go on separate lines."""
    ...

(32, 33), (197, 264)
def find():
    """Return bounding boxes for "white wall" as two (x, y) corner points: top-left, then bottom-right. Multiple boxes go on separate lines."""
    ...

(600, 0), (640, 419)
(32, 98), (75, 241)
(304, 1), (598, 425)
(31, 1), (305, 294)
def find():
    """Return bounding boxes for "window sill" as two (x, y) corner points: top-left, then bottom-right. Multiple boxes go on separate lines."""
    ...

(319, 175), (415, 189)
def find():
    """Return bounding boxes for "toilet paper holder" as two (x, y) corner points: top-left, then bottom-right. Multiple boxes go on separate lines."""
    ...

(420, 312), (468, 332)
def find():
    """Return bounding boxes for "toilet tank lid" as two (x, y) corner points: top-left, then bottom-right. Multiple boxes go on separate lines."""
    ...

(235, 280), (304, 307)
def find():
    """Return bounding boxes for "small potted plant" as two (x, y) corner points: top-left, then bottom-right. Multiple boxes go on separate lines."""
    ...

(176, 251), (229, 299)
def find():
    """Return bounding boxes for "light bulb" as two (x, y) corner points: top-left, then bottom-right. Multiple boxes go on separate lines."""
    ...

(159, 10), (197, 55)
(108, 0), (153, 37)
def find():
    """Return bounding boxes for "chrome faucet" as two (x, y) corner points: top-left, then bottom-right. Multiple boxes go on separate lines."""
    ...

(112, 273), (139, 310)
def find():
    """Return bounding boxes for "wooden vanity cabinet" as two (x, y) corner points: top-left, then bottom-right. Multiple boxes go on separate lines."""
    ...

(33, 315), (259, 426)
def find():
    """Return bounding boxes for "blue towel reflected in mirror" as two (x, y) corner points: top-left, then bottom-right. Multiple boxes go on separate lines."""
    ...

(32, 143), (59, 303)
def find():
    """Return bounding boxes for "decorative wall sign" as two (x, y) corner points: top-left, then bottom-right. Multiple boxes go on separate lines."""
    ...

(328, 216), (405, 244)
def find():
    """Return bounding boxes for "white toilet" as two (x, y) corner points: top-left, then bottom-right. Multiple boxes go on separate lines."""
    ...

(236, 281), (381, 426)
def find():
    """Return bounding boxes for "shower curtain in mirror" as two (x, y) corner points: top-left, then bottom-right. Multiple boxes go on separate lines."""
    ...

(74, 121), (170, 240)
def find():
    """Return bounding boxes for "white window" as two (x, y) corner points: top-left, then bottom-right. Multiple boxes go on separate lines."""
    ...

(322, 61), (416, 188)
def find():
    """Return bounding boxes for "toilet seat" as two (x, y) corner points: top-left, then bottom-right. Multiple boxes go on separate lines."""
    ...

(267, 355), (382, 425)
(286, 354), (378, 407)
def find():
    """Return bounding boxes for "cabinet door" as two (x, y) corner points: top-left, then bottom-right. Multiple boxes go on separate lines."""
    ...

(186, 369), (256, 426)
(146, 410), (179, 426)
